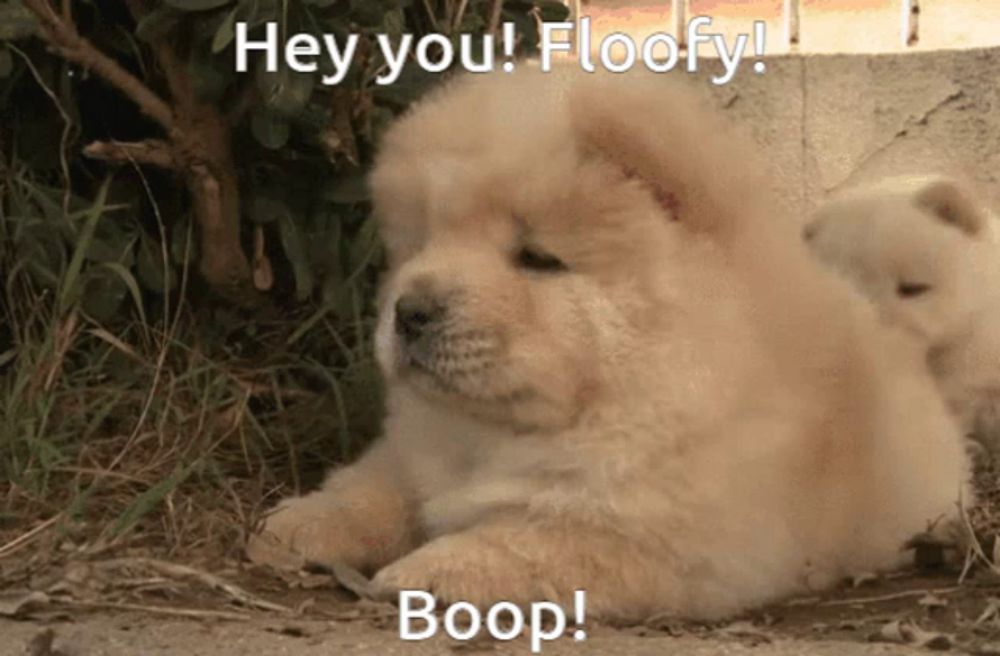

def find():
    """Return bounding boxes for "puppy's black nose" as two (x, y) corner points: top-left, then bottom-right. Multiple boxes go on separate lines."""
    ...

(395, 293), (445, 342)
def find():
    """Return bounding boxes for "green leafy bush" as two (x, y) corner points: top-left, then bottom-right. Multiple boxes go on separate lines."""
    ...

(3, 0), (568, 311)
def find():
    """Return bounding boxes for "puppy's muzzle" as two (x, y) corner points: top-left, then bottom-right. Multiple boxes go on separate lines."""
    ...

(394, 292), (446, 346)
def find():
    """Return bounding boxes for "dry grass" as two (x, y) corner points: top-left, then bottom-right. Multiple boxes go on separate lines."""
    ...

(0, 163), (384, 576)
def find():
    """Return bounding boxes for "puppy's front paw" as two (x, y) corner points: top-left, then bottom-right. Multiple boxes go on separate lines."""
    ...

(372, 533), (538, 608)
(246, 495), (366, 572)
(245, 524), (307, 572)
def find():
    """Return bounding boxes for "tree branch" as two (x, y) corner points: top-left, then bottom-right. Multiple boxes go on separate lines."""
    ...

(150, 43), (255, 302)
(486, 0), (503, 38)
(24, 0), (258, 306)
(21, 0), (174, 131)
(82, 139), (177, 169)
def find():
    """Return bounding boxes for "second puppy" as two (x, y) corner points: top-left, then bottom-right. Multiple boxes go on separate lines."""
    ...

(805, 175), (1000, 448)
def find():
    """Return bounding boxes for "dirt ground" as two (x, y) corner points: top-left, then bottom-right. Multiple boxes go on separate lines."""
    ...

(0, 613), (957, 656)
(5, 560), (1000, 655)
(4, 457), (1000, 655)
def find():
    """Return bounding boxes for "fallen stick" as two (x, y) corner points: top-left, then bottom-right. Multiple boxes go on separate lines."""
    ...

(0, 514), (61, 560)
(809, 587), (962, 608)
(63, 599), (250, 622)
(102, 557), (292, 614)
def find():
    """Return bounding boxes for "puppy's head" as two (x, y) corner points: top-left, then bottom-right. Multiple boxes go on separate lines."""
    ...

(804, 176), (996, 344)
(369, 67), (765, 432)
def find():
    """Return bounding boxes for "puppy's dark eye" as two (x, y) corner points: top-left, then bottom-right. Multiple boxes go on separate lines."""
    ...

(515, 246), (568, 273)
(897, 281), (932, 298)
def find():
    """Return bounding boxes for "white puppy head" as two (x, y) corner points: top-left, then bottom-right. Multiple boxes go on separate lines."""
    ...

(803, 176), (997, 345)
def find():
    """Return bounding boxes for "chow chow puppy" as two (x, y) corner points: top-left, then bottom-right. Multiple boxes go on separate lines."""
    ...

(247, 68), (970, 621)
(804, 176), (1000, 448)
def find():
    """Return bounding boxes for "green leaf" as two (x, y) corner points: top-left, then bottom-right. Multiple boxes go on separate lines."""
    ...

(164, 0), (232, 11)
(211, 6), (239, 52)
(535, 0), (570, 22)
(380, 7), (406, 36)
(59, 177), (113, 314)
(85, 220), (137, 265)
(189, 45), (234, 101)
(111, 463), (198, 538)
(135, 6), (183, 42)
(324, 172), (369, 204)
(278, 212), (315, 302)
(100, 262), (148, 325)
(0, 3), (39, 39)
(250, 110), (290, 149)
(457, 11), (485, 33)
(243, 0), (281, 26)
(12, 233), (62, 291)
(256, 61), (315, 117)
(80, 266), (128, 323)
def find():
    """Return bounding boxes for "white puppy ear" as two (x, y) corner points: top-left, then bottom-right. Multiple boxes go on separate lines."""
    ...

(914, 178), (989, 237)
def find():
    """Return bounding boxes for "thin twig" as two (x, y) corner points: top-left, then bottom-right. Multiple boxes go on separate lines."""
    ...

(104, 557), (292, 614)
(6, 43), (74, 215)
(486, 0), (503, 38)
(61, 599), (251, 621)
(51, 466), (150, 484)
(43, 310), (79, 392)
(0, 514), (61, 559)
(83, 140), (177, 169)
(957, 489), (999, 582)
(451, 0), (470, 32)
(421, 0), (439, 32)
(807, 587), (962, 608)
(89, 176), (197, 495)
(114, 136), (174, 349)
(21, 0), (174, 130)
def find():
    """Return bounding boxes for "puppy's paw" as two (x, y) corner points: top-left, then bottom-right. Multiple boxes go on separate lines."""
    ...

(245, 496), (366, 572)
(245, 527), (307, 572)
(372, 533), (538, 608)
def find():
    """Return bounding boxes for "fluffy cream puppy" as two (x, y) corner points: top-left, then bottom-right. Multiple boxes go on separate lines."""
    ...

(805, 176), (1000, 447)
(247, 68), (970, 621)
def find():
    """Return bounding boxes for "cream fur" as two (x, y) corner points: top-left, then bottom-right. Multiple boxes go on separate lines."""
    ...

(805, 175), (1000, 448)
(247, 69), (971, 621)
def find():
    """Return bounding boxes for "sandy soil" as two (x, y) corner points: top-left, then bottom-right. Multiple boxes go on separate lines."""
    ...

(0, 614), (941, 656)
(4, 562), (1000, 655)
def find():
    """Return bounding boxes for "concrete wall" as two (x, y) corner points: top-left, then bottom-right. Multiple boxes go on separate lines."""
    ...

(696, 46), (1000, 220)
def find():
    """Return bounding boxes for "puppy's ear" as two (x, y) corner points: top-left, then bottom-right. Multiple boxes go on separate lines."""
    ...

(914, 178), (989, 237)
(568, 73), (774, 242)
